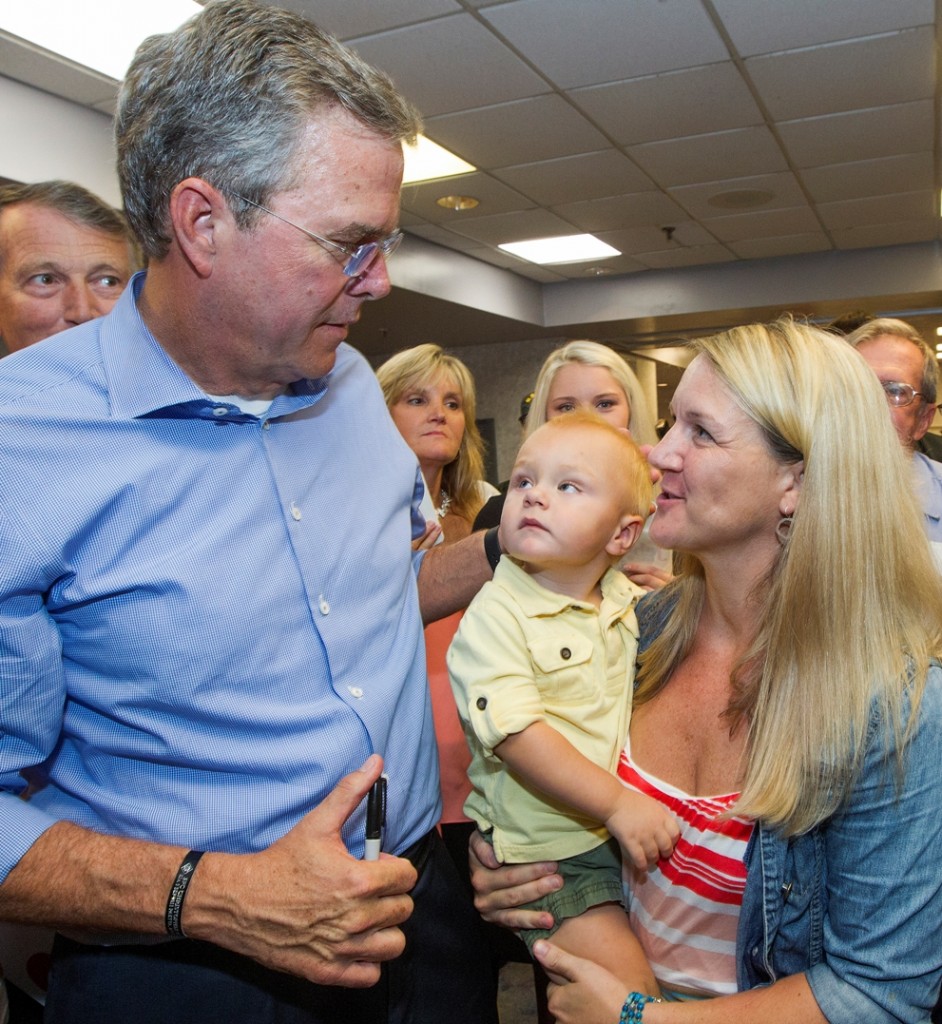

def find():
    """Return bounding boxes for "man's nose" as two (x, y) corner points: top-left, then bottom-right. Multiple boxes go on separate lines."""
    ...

(62, 282), (100, 326)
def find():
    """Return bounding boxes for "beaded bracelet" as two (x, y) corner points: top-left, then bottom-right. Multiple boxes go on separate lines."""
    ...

(619, 991), (662, 1024)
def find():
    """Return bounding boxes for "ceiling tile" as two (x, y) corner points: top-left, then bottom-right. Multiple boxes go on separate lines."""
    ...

(596, 222), (719, 254)
(668, 171), (807, 218)
(745, 28), (934, 121)
(817, 191), (936, 230)
(424, 95), (610, 168)
(632, 245), (737, 269)
(401, 171), (532, 221)
(801, 152), (934, 204)
(442, 207), (576, 245)
(628, 127), (788, 188)
(701, 206), (820, 242)
(777, 100), (934, 168)
(728, 233), (832, 260)
(492, 150), (654, 205)
(832, 221), (941, 249)
(551, 192), (689, 233)
(479, 0), (728, 89)
(404, 224), (490, 253)
(570, 63), (763, 145)
(710, 0), (932, 57)
(278, 0), (461, 38)
(346, 13), (547, 116)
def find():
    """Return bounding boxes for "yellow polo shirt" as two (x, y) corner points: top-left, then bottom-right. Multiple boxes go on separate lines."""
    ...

(447, 557), (643, 863)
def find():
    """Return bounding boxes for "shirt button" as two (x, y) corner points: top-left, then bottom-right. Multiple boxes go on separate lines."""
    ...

(212, 406), (227, 417)
(476, 697), (487, 710)
(291, 504), (302, 521)
(560, 647), (572, 660)
(318, 595), (330, 615)
(348, 686), (363, 699)
(262, 421), (271, 431)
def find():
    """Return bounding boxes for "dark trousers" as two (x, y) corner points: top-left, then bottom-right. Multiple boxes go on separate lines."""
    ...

(44, 831), (497, 1024)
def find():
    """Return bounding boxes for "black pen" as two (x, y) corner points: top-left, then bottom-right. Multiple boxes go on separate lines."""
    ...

(364, 774), (387, 861)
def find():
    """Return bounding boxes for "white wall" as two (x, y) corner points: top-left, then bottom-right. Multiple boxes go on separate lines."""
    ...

(0, 75), (119, 203)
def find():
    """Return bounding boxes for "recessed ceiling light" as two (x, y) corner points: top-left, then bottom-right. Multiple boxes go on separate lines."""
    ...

(499, 235), (620, 266)
(0, 0), (202, 80)
(707, 189), (775, 211)
(583, 266), (615, 276)
(402, 137), (475, 185)
(436, 195), (480, 211)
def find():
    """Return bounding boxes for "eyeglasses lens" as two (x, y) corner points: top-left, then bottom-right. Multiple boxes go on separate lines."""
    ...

(882, 382), (917, 408)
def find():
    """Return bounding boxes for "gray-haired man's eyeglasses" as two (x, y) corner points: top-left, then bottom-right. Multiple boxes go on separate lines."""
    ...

(227, 191), (403, 277)
(881, 380), (926, 408)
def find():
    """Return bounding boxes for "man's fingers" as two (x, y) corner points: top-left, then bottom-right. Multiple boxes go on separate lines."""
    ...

(305, 755), (384, 839)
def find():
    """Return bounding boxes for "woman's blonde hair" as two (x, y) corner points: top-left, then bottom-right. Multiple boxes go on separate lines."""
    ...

(526, 341), (659, 446)
(376, 343), (487, 522)
(637, 318), (942, 834)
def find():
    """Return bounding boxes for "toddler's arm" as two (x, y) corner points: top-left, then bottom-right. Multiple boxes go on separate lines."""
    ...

(496, 722), (678, 869)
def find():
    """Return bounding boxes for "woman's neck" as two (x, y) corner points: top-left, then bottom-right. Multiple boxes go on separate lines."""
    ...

(698, 546), (777, 647)
(421, 464), (445, 508)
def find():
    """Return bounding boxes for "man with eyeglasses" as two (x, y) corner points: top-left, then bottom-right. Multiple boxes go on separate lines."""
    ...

(848, 317), (942, 549)
(0, 4), (500, 1024)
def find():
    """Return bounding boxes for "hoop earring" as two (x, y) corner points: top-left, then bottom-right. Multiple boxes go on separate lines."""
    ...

(776, 515), (793, 545)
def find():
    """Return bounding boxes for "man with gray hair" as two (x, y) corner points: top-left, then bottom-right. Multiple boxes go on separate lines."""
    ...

(0, 179), (133, 354)
(847, 317), (942, 544)
(0, 4), (498, 1022)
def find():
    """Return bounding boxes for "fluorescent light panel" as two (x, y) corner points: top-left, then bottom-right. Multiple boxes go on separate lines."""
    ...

(402, 136), (475, 185)
(0, 0), (202, 80)
(499, 235), (621, 265)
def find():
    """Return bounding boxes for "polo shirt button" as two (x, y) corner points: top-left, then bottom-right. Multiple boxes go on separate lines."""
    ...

(476, 697), (487, 710)
(560, 647), (572, 660)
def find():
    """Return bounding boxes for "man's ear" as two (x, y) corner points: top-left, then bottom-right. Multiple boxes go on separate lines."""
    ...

(914, 400), (937, 443)
(606, 514), (644, 559)
(167, 177), (225, 278)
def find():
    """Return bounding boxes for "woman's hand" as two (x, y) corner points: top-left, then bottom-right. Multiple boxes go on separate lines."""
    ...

(533, 940), (631, 1024)
(621, 562), (673, 592)
(412, 520), (442, 551)
(468, 830), (561, 931)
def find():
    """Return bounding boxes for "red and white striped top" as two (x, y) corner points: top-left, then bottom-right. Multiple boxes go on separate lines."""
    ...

(616, 743), (754, 996)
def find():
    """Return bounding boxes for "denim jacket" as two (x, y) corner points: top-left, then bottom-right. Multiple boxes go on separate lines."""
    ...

(638, 593), (942, 1023)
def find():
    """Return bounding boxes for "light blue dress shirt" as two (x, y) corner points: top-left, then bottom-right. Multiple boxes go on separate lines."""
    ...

(0, 273), (440, 881)
(912, 450), (942, 542)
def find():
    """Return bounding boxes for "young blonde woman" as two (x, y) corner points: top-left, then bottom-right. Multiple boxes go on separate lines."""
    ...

(476, 340), (669, 589)
(472, 320), (942, 1023)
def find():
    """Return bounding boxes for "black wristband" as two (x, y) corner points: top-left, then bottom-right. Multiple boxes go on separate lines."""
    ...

(165, 849), (204, 937)
(483, 526), (503, 572)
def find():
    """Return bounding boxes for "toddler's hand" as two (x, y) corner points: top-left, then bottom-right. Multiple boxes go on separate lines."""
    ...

(606, 790), (679, 871)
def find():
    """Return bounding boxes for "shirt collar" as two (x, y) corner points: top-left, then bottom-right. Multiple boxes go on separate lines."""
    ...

(496, 556), (641, 630)
(102, 271), (329, 421)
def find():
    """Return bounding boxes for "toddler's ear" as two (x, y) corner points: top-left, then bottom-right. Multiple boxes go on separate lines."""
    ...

(607, 515), (644, 558)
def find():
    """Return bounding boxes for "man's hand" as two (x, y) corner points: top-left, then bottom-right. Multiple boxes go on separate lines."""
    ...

(186, 755), (417, 987)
